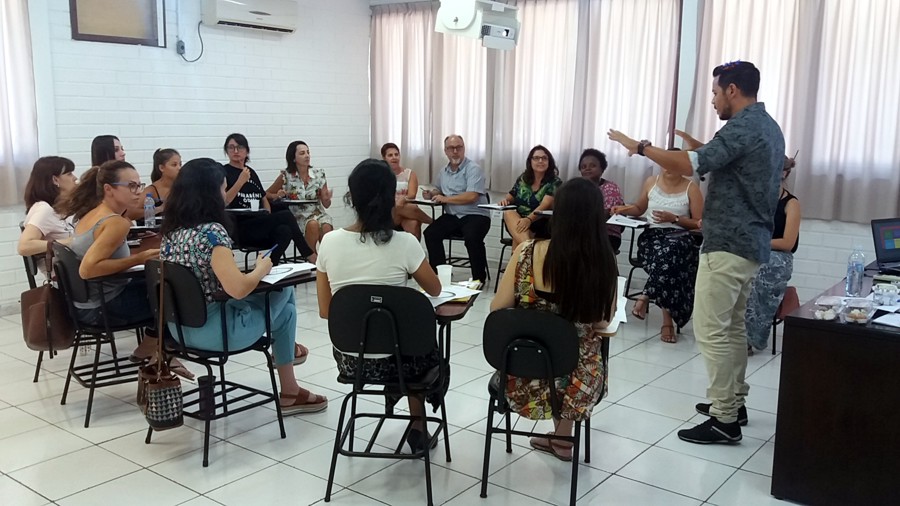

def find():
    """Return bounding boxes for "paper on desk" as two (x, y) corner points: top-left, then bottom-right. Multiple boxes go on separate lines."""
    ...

(607, 215), (648, 228)
(872, 313), (900, 328)
(478, 204), (516, 211)
(260, 262), (316, 284)
(125, 264), (145, 272)
(426, 285), (481, 307)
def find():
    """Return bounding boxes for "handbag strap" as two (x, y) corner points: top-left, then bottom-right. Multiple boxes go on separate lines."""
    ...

(43, 240), (56, 283)
(155, 258), (167, 382)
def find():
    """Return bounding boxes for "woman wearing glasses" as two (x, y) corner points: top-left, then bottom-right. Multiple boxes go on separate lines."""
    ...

(497, 145), (563, 250)
(55, 161), (192, 378)
(222, 133), (316, 264)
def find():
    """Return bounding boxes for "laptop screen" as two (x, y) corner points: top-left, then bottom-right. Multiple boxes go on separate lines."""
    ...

(871, 218), (900, 266)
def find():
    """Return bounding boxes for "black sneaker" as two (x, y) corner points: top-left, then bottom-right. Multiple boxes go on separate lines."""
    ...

(695, 403), (748, 426)
(678, 417), (742, 445)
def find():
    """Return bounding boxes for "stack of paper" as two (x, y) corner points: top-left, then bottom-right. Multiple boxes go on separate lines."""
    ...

(260, 262), (316, 284)
(607, 215), (648, 228)
(426, 285), (481, 307)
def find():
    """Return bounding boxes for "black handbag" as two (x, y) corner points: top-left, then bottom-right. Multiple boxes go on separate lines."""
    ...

(137, 259), (183, 431)
(21, 242), (74, 352)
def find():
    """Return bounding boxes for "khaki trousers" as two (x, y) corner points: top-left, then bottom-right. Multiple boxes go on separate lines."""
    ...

(693, 251), (760, 423)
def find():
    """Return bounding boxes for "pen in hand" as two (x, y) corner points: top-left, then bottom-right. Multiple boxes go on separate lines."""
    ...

(261, 245), (278, 259)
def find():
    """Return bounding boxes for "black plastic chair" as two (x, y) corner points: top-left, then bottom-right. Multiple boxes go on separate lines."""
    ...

(480, 308), (608, 506)
(324, 285), (450, 506)
(493, 223), (513, 293)
(52, 243), (146, 428)
(144, 259), (286, 467)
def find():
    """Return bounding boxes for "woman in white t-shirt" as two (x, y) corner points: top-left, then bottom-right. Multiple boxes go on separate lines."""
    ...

(18, 157), (78, 259)
(316, 158), (441, 453)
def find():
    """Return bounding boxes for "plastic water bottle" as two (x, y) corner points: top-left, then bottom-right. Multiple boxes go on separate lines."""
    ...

(143, 193), (156, 227)
(845, 246), (865, 296)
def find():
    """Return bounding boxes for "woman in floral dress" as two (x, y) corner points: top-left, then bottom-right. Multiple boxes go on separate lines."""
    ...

(491, 178), (618, 461)
(267, 140), (334, 253)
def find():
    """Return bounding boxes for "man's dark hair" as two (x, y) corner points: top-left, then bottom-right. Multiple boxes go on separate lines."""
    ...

(713, 61), (760, 97)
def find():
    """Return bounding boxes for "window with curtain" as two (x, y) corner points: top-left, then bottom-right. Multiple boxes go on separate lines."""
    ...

(370, 0), (682, 196)
(0, 0), (39, 206)
(685, 0), (900, 223)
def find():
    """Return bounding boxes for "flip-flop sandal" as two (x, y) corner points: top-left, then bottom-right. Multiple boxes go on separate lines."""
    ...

(529, 433), (573, 462)
(631, 297), (648, 321)
(279, 390), (328, 414)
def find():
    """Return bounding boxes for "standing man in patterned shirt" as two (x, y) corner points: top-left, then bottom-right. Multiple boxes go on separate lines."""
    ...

(608, 61), (784, 444)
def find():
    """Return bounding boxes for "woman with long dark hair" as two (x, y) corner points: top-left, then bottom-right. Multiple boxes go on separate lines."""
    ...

(220, 133), (316, 264)
(491, 177), (618, 461)
(146, 148), (181, 213)
(91, 135), (125, 166)
(18, 156), (78, 258)
(316, 158), (442, 452)
(160, 158), (326, 413)
(497, 145), (563, 250)
(266, 140), (334, 252)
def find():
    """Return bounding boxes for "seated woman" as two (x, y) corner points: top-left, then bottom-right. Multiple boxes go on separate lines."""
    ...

(54, 160), (192, 378)
(498, 145), (563, 250)
(381, 142), (433, 239)
(579, 149), (625, 252)
(266, 140), (333, 253)
(160, 158), (326, 414)
(146, 148), (182, 214)
(611, 155), (703, 343)
(745, 155), (800, 352)
(316, 158), (442, 453)
(221, 133), (316, 264)
(491, 178), (617, 461)
(18, 157), (78, 266)
(90, 135), (126, 165)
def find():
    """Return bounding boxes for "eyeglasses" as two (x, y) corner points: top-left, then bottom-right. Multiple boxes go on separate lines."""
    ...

(226, 145), (247, 152)
(531, 155), (549, 162)
(445, 145), (464, 152)
(111, 181), (146, 194)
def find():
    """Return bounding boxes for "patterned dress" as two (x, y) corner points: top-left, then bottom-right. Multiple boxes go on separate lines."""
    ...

(281, 168), (333, 228)
(509, 175), (562, 217)
(637, 178), (699, 328)
(599, 178), (625, 247)
(504, 240), (607, 421)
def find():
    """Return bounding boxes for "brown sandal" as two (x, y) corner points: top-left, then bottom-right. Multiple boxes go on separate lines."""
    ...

(529, 432), (573, 461)
(279, 389), (328, 414)
(631, 297), (649, 321)
(660, 324), (677, 343)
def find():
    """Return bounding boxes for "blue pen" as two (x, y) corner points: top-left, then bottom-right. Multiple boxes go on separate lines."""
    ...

(261, 245), (278, 258)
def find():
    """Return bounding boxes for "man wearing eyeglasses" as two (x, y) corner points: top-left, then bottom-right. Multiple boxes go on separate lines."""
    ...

(422, 134), (491, 283)
(608, 61), (784, 445)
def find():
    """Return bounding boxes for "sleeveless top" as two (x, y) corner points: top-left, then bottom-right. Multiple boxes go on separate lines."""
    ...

(395, 168), (412, 197)
(69, 214), (131, 309)
(772, 189), (799, 253)
(643, 176), (692, 229)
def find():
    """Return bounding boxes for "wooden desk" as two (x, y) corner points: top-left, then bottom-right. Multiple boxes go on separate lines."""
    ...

(772, 275), (900, 505)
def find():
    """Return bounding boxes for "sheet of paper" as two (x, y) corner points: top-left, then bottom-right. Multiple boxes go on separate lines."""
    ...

(260, 262), (316, 284)
(872, 313), (900, 328)
(425, 285), (482, 307)
(607, 215), (648, 228)
(478, 204), (516, 210)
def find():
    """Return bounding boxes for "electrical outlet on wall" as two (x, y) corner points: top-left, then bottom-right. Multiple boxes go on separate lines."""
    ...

(176, 40), (186, 55)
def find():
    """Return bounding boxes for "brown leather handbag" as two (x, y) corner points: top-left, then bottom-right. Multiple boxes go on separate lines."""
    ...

(21, 242), (75, 352)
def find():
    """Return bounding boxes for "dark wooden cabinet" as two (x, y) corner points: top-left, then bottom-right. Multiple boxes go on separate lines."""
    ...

(772, 278), (900, 505)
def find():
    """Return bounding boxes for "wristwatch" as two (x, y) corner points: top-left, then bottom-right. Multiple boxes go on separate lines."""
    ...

(637, 140), (652, 156)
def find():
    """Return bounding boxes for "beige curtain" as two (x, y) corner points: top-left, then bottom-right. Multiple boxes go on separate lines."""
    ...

(370, 0), (682, 197)
(685, 0), (900, 223)
(0, 0), (39, 206)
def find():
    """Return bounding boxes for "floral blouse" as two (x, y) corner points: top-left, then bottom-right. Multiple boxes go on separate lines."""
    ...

(282, 168), (331, 224)
(161, 222), (231, 303)
(509, 175), (563, 217)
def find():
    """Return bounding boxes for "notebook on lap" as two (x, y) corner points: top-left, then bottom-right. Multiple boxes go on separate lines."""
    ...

(871, 218), (900, 273)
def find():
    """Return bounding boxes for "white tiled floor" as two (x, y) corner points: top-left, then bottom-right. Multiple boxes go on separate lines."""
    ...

(0, 283), (786, 505)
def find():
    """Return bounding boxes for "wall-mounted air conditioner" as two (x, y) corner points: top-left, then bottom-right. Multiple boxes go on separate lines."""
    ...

(202, 0), (298, 34)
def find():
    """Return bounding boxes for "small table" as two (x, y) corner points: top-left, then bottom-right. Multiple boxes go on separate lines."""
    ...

(279, 199), (318, 205)
(435, 294), (479, 361)
(226, 208), (268, 216)
(407, 198), (441, 220)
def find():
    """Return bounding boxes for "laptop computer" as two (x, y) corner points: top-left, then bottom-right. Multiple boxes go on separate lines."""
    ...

(871, 218), (900, 273)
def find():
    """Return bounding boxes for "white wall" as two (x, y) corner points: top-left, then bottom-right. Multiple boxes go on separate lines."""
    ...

(0, 0), (371, 314)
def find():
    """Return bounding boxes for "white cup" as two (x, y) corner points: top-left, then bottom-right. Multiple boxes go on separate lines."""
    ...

(249, 199), (260, 211)
(437, 264), (453, 287)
